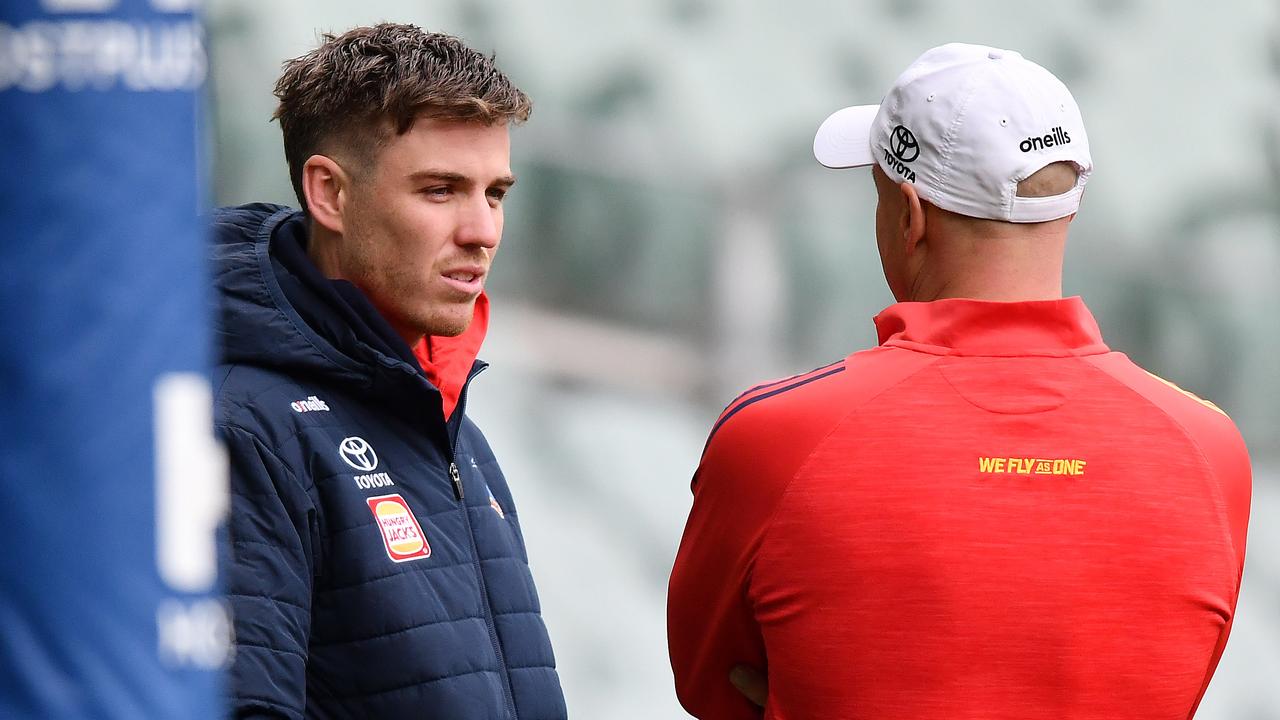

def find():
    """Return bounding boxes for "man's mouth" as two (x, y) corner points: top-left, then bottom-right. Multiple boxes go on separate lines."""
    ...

(441, 267), (486, 294)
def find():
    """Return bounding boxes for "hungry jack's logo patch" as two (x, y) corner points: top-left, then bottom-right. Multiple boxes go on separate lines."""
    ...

(978, 456), (1087, 477)
(366, 494), (431, 562)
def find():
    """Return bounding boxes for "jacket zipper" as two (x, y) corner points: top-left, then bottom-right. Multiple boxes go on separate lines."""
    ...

(446, 366), (518, 719)
(449, 462), (464, 500)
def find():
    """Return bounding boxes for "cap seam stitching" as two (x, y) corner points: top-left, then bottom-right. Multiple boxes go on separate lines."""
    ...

(934, 66), (984, 211)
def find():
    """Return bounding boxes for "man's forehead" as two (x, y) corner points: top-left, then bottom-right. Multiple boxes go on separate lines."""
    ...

(399, 115), (511, 145)
(379, 118), (513, 179)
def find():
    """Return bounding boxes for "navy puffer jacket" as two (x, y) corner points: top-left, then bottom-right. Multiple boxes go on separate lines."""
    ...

(211, 204), (566, 719)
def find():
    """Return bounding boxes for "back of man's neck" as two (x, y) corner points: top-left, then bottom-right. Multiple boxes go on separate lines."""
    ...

(909, 224), (1067, 303)
(907, 264), (1064, 303)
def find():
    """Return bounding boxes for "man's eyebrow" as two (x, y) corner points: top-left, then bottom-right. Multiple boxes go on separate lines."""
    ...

(407, 170), (517, 187)
(408, 170), (468, 184)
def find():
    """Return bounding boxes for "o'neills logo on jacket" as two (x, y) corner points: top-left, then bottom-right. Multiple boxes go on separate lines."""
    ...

(366, 494), (431, 562)
(290, 395), (330, 413)
(1020, 126), (1071, 153)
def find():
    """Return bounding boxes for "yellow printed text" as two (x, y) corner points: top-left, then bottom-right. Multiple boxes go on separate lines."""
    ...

(977, 457), (1087, 477)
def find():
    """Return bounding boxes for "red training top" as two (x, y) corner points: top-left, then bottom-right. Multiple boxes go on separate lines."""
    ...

(668, 297), (1251, 720)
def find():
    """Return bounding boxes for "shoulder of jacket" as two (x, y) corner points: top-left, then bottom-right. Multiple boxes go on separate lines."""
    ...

(214, 364), (314, 434)
(1083, 353), (1244, 441)
(706, 346), (938, 449)
(1083, 352), (1251, 575)
(209, 203), (291, 237)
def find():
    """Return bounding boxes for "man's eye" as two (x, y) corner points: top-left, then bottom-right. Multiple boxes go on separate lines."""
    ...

(422, 186), (451, 198)
(486, 188), (508, 203)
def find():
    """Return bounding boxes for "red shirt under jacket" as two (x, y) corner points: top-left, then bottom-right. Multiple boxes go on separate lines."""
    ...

(668, 297), (1251, 720)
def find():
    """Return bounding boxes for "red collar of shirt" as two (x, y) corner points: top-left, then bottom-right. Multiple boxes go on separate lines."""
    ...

(412, 293), (489, 421)
(873, 296), (1110, 357)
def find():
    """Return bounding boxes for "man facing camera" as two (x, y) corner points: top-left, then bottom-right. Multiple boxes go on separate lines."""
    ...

(211, 24), (566, 718)
(668, 43), (1251, 719)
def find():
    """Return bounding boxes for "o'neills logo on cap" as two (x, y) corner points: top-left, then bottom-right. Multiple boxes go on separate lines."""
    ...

(1020, 126), (1071, 153)
(366, 494), (431, 563)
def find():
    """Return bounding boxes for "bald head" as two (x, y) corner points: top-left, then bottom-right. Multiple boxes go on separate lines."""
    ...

(936, 161), (1081, 238)
(871, 162), (1080, 302)
(1016, 161), (1080, 199)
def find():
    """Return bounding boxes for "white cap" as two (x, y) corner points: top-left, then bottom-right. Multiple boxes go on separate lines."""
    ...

(813, 43), (1092, 223)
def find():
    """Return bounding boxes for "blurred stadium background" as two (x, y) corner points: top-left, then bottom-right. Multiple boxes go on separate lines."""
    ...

(204, 0), (1279, 717)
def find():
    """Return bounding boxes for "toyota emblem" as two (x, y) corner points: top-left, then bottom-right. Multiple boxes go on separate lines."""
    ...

(339, 436), (378, 472)
(890, 125), (920, 163)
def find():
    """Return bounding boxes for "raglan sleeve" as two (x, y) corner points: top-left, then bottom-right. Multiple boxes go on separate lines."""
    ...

(1188, 413), (1253, 715)
(219, 423), (320, 720)
(1082, 355), (1256, 716)
(667, 409), (791, 719)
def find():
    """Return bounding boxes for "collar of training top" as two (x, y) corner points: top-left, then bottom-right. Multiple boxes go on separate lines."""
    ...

(873, 296), (1110, 357)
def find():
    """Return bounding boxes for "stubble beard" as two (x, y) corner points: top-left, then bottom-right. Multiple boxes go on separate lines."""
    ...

(342, 208), (481, 341)
(374, 259), (477, 341)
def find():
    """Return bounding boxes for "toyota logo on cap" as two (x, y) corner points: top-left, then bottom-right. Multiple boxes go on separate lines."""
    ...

(890, 125), (920, 163)
(339, 436), (378, 472)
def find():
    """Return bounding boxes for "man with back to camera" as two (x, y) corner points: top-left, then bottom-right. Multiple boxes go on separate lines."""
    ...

(667, 43), (1252, 719)
(210, 24), (567, 718)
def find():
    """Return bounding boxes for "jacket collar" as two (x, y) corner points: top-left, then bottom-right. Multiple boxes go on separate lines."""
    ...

(874, 296), (1109, 357)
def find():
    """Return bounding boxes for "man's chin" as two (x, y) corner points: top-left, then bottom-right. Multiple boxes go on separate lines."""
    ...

(429, 325), (468, 338)
(418, 308), (475, 338)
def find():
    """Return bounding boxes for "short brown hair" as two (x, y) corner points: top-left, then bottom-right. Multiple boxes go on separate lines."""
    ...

(272, 24), (532, 208)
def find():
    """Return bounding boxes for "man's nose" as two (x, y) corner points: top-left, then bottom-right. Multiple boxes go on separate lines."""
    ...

(455, 193), (500, 248)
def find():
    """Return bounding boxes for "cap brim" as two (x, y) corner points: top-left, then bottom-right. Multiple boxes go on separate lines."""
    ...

(813, 104), (880, 169)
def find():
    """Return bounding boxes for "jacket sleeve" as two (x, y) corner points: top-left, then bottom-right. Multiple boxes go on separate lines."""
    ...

(667, 409), (795, 719)
(219, 423), (320, 720)
(1083, 354), (1253, 716)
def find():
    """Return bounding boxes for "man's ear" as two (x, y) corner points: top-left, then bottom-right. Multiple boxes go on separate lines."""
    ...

(898, 181), (926, 256)
(301, 154), (348, 235)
